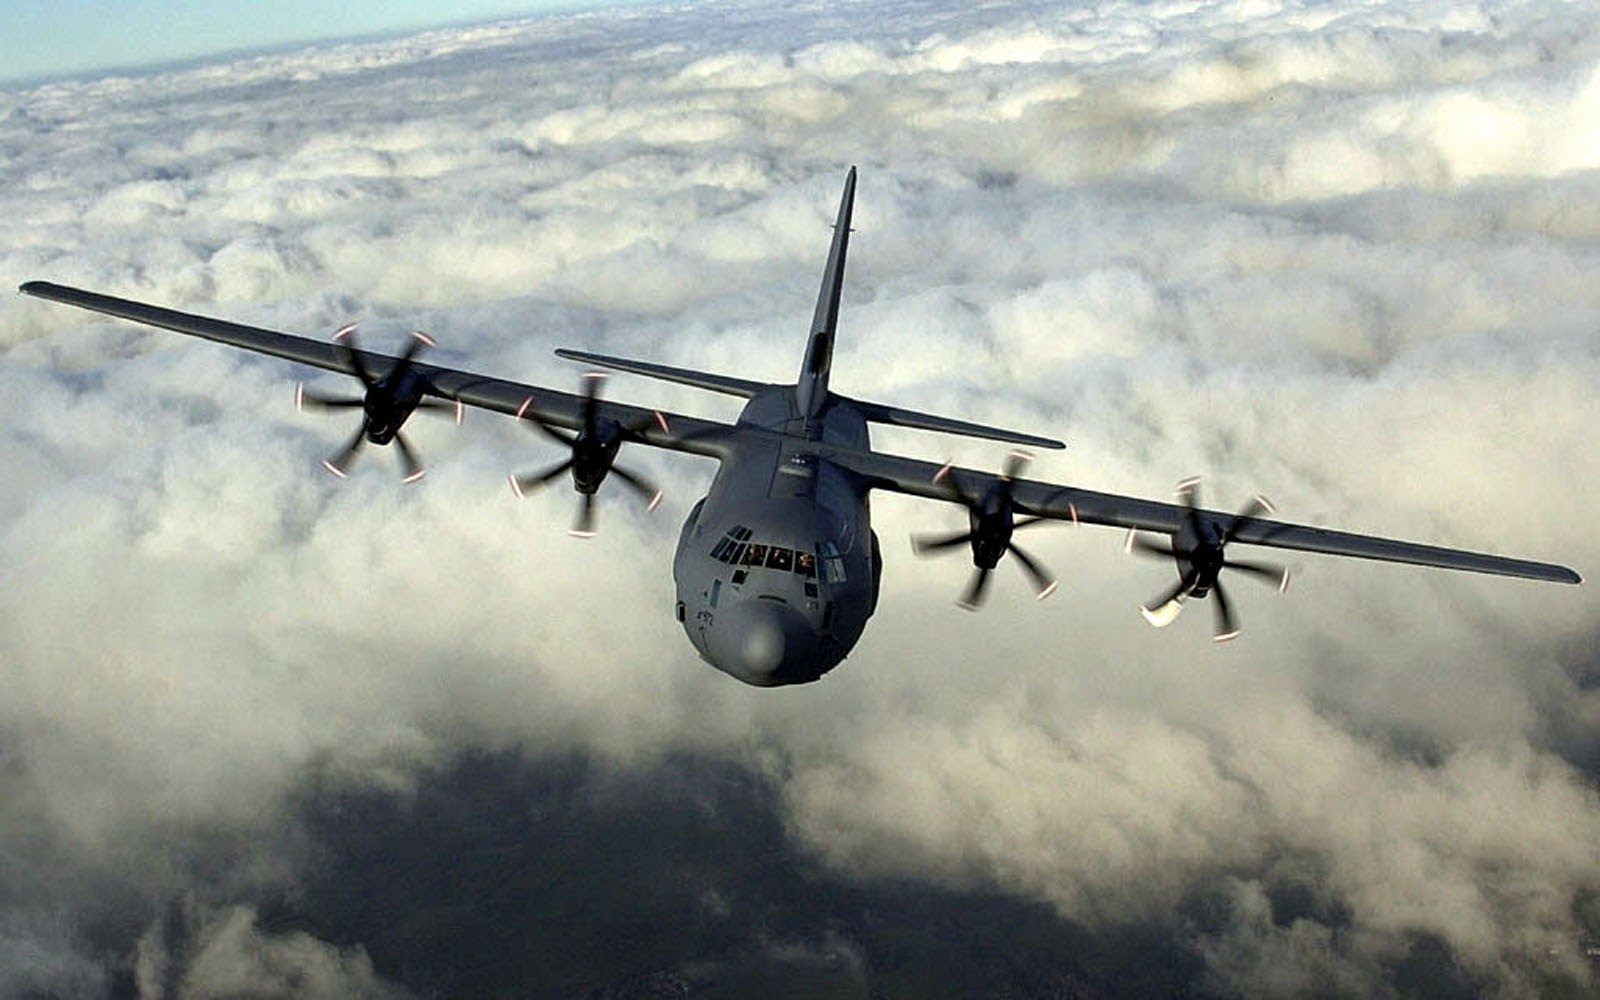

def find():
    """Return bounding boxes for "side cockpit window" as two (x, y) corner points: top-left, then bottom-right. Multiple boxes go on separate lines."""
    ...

(711, 525), (754, 563)
(817, 541), (847, 583)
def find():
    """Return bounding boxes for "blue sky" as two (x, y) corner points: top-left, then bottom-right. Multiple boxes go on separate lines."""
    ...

(2, 0), (595, 83)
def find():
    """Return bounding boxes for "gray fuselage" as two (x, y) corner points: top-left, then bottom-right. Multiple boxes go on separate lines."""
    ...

(672, 387), (881, 686)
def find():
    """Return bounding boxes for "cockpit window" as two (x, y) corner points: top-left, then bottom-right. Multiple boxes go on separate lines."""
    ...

(711, 525), (755, 564)
(817, 541), (847, 583)
(710, 527), (831, 581)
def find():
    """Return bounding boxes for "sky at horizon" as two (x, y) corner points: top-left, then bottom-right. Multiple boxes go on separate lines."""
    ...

(1, 0), (613, 84)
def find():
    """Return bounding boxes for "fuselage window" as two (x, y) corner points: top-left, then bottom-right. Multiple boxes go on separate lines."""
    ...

(741, 543), (768, 567)
(711, 537), (734, 562)
(766, 546), (794, 572)
(796, 552), (816, 578)
(711, 579), (722, 608)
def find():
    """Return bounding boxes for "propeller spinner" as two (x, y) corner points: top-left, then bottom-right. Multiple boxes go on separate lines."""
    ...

(509, 373), (665, 538)
(912, 451), (1059, 610)
(295, 324), (461, 481)
(1126, 477), (1290, 641)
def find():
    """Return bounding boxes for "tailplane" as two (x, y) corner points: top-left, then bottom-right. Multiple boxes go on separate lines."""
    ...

(554, 348), (762, 398)
(556, 167), (1063, 452)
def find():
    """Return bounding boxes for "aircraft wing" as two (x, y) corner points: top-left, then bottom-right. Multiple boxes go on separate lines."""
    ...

(18, 281), (737, 460)
(821, 442), (1582, 585)
(18, 281), (1581, 585)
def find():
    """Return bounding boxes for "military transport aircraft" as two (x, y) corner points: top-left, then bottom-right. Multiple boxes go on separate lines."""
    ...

(19, 168), (1581, 686)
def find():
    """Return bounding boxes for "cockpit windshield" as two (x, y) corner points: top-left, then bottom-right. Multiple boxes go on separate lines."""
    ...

(709, 524), (832, 580)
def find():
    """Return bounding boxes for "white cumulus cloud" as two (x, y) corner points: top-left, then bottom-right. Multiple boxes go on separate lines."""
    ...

(2, 0), (1598, 995)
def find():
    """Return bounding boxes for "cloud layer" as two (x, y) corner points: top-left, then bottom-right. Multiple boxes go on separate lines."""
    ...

(3, 0), (1599, 995)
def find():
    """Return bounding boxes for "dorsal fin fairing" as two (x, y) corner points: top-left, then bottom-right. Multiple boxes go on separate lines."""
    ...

(797, 166), (855, 419)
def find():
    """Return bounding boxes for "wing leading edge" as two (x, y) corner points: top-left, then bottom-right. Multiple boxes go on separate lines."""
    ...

(18, 280), (737, 461)
(20, 280), (1580, 585)
(824, 444), (1581, 585)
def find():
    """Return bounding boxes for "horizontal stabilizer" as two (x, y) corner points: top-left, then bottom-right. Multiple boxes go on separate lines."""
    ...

(844, 396), (1065, 450)
(555, 348), (766, 399)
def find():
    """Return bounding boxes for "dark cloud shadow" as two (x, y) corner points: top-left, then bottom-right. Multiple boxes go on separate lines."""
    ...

(264, 750), (1208, 999)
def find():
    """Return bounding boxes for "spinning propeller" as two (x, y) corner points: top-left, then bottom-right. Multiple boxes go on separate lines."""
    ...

(912, 451), (1059, 610)
(1125, 477), (1291, 641)
(295, 323), (461, 481)
(509, 373), (665, 538)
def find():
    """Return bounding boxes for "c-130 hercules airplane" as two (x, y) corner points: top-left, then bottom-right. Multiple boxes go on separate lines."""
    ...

(21, 168), (1581, 686)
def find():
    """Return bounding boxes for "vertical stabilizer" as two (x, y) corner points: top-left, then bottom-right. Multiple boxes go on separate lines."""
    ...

(797, 167), (855, 420)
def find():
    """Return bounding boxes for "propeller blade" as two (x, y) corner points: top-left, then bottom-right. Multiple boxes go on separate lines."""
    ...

(394, 431), (425, 484)
(531, 418), (574, 448)
(516, 398), (576, 448)
(296, 384), (364, 412)
(1211, 581), (1239, 642)
(1223, 558), (1291, 592)
(609, 464), (662, 511)
(324, 427), (367, 478)
(1140, 572), (1197, 628)
(1140, 597), (1185, 629)
(570, 492), (597, 538)
(1224, 494), (1275, 542)
(912, 530), (975, 555)
(1131, 536), (1178, 560)
(624, 411), (668, 438)
(509, 458), (574, 498)
(957, 567), (993, 611)
(580, 372), (603, 431)
(1175, 476), (1202, 509)
(1175, 476), (1207, 544)
(331, 324), (375, 387)
(1001, 450), (1032, 482)
(415, 397), (465, 425)
(396, 329), (433, 367)
(1007, 542), (1057, 600)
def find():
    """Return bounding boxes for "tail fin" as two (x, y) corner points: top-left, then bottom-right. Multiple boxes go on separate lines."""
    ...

(559, 168), (1064, 453)
(797, 166), (855, 420)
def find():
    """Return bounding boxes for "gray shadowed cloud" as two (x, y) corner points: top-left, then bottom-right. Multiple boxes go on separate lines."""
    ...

(2, 0), (1598, 995)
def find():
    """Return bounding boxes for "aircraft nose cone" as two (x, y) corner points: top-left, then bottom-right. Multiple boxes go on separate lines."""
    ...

(713, 599), (820, 686)
(738, 606), (787, 673)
